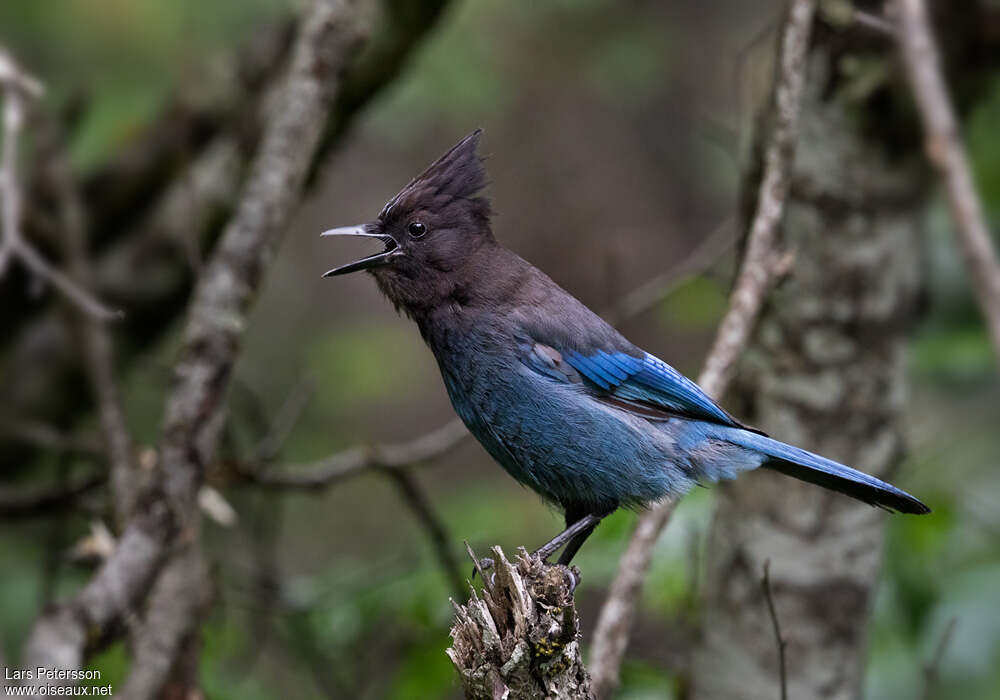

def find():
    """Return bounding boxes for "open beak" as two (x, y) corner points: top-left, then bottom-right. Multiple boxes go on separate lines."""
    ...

(321, 225), (400, 277)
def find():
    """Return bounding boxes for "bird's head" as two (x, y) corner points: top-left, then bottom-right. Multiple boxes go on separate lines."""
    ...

(322, 130), (494, 315)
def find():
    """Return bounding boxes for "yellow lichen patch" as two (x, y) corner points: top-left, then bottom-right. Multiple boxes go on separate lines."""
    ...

(533, 638), (562, 657)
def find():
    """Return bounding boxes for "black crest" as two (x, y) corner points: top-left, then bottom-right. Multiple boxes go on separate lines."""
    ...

(380, 130), (487, 221)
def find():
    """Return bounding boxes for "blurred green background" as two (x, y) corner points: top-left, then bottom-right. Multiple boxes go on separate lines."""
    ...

(1, 1), (999, 698)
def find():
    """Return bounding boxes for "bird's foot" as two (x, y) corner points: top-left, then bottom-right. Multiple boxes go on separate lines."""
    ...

(470, 557), (496, 583)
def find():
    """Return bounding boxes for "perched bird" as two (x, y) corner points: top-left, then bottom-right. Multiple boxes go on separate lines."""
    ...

(322, 130), (929, 565)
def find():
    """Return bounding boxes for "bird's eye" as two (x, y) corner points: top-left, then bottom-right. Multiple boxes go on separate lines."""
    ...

(407, 221), (427, 238)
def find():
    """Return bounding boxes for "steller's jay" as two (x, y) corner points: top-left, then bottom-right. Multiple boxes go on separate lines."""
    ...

(322, 130), (929, 566)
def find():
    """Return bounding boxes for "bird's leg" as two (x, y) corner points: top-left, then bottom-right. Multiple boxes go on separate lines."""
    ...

(472, 513), (605, 579)
(556, 519), (600, 566)
(532, 513), (603, 562)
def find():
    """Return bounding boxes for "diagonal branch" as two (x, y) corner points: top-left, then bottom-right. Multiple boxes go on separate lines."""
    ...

(893, 0), (1000, 369)
(588, 2), (817, 695)
(382, 467), (465, 599)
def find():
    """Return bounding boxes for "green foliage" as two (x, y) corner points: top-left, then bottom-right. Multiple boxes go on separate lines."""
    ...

(911, 323), (994, 381)
(657, 275), (728, 331)
(615, 658), (679, 700)
(306, 322), (430, 417)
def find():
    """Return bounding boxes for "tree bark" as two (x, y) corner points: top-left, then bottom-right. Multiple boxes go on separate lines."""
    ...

(690, 43), (926, 700)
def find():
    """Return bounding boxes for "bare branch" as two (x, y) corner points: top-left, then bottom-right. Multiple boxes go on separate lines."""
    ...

(255, 376), (316, 462)
(0, 417), (103, 457)
(588, 1), (818, 694)
(601, 215), (736, 326)
(10, 234), (124, 321)
(588, 500), (677, 699)
(761, 560), (788, 700)
(0, 472), (105, 518)
(382, 467), (465, 599)
(240, 417), (469, 489)
(893, 0), (1000, 368)
(853, 9), (897, 37)
(0, 48), (43, 98)
(118, 546), (212, 700)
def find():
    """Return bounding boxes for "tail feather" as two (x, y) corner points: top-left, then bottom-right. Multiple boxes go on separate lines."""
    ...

(724, 430), (930, 514)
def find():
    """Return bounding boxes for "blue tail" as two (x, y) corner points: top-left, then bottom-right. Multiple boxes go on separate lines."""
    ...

(722, 429), (930, 514)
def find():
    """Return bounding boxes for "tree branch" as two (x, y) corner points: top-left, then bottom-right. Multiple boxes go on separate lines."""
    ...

(601, 215), (736, 327)
(0, 472), (105, 518)
(588, 500), (677, 699)
(588, 2), (817, 695)
(117, 545), (212, 700)
(382, 467), (465, 599)
(893, 0), (1000, 368)
(0, 418), (102, 457)
(239, 417), (469, 488)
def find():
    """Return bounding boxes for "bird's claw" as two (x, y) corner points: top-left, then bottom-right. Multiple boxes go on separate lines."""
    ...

(470, 557), (495, 581)
(566, 566), (580, 594)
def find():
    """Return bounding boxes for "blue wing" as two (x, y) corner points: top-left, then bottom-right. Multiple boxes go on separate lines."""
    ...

(523, 343), (740, 427)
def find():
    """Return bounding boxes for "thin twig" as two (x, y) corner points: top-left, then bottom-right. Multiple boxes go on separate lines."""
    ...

(381, 467), (465, 599)
(921, 617), (957, 700)
(588, 500), (677, 698)
(239, 417), (470, 489)
(255, 376), (317, 463)
(0, 417), (103, 457)
(602, 215), (737, 326)
(760, 560), (788, 700)
(0, 472), (105, 517)
(893, 0), (1000, 369)
(589, 1), (817, 695)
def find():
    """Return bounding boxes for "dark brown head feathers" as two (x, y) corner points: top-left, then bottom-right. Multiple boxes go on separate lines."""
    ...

(380, 129), (487, 222)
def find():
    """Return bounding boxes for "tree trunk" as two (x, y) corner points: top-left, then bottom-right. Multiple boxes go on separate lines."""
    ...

(690, 42), (926, 700)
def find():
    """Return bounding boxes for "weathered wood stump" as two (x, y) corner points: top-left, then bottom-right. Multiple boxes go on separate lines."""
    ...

(447, 546), (593, 699)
